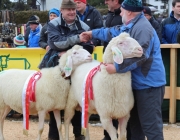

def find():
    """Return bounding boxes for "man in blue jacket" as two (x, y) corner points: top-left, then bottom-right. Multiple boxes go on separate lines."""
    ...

(161, 0), (180, 44)
(81, 0), (166, 139)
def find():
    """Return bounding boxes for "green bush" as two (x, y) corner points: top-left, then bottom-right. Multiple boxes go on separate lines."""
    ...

(13, 8), (108, 25)
(14, 11), (49, 25)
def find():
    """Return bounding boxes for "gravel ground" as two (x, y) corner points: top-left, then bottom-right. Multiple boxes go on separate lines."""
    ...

(2, 117), (180, 140)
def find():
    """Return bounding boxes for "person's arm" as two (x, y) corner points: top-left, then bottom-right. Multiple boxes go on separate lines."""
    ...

(39, 24), (48, 49)
(160, 21), (168, 44)
(47, 22), (81, 51)
(92, 26), (122, 42)
(153, 20), (162, 41)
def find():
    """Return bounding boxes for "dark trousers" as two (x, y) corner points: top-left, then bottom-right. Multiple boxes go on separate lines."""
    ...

(103, 119), (118, 139)
(127, 86), (165, 140)
(48, 110), (82, 139)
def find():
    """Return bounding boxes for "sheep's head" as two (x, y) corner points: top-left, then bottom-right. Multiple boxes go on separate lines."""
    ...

(59, 45), (92, 77)
(103, 32), (143, 64)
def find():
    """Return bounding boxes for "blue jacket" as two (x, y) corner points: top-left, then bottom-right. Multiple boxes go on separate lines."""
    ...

(161, 11), (180, 44)
(92, 12), (166, 90)
(28, 25), (41, 47)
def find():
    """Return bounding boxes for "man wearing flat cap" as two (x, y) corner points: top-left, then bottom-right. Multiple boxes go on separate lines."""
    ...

(81, 0), (166, 140)
(41, 0), (94, 140)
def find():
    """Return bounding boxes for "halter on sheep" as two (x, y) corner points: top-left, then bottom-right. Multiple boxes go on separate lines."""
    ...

(64, 32), (143, 140)
(0, 45), (92, 140)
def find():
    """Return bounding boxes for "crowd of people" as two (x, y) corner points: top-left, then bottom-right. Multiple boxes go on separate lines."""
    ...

(10, 0), (180, 140)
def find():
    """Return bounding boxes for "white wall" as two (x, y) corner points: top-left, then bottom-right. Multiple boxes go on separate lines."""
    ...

(46, 0), (62, 10)
(168, 0), (173, 16)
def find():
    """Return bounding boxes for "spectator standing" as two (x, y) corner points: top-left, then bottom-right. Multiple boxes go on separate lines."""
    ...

(28, 15), (42, 47)
(103, 0), (123, 52)
(143, 6), (161, 40)
(75, 0), (103, 46)
(39, 8), (60, 51)
(161, 0), (180, 44)
(81, 0), (166, 139)
(39, 0), (94, 140)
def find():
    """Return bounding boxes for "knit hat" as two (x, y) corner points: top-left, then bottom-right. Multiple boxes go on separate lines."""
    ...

(121, 0), (143, 12)
(13, 34), (25, 45)
(49, 8), (60, 17)
(143, 6), (152, 16)
(61, 0), (76, 9)
(74, 0), (87, 4)
(28, 15), (40, 25)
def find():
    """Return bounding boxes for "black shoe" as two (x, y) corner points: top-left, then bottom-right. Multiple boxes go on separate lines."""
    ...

(102, 137), (111, 140)
(48, 138), (59, 140)
(75, 135), (85, 140)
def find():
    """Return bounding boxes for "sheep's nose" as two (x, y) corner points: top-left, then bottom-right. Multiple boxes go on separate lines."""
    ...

(86, 55), (92, 60)
(88, 55), (92, 58)
(137, 48), (143, 53)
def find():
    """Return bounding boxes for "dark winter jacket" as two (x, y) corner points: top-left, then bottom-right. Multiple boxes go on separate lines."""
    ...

(161, 11), (180, 44)
(149, 16), (161, 40)
(105, 8), (123, 27)
(39, 14), (94, 69)
(103, 7), (123, 52)
(39, 22), (48, 49)
(47, 14), (94, 54)
(77, 4), (103, 46)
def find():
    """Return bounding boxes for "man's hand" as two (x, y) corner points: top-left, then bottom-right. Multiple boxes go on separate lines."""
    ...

(58, 51), (66, 57)
(79, 31), (92, 42)
(105, 63), (116, 74)
(46, 46), (50, 52)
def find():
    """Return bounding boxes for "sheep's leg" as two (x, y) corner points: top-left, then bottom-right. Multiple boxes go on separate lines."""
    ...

(0, 106), (10, 140)
(64, 107), (75, 140)
(64, 92), (79, 140)
(84, 113), (90, 140)
(37, 110), (46, 140)
(53, 110), (63, 140)
(0, 110), (4, 140)
(100, 117), (118, 140)
(118, 114), (130, 140)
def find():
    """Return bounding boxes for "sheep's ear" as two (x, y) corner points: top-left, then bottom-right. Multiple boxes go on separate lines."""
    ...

(111, 46), (123, 64)
(64, 56), (73, 77)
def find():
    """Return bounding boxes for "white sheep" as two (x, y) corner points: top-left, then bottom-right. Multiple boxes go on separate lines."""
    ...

(64, 33), (143, 140)
(0, 45), (92, 140)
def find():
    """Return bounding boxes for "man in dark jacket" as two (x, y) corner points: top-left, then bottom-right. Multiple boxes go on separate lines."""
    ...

(103, 0), (123, 52)
(75, 0), (103, 46)
(40, 0), (93, 140)
(143, 6), (161, 40)
(39, 8), (60, 51)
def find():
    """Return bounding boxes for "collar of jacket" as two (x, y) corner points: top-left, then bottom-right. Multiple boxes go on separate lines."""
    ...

(170, 11), (180, 21)
(120, 12), (143, 33)
(114, 7), (121, 15)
